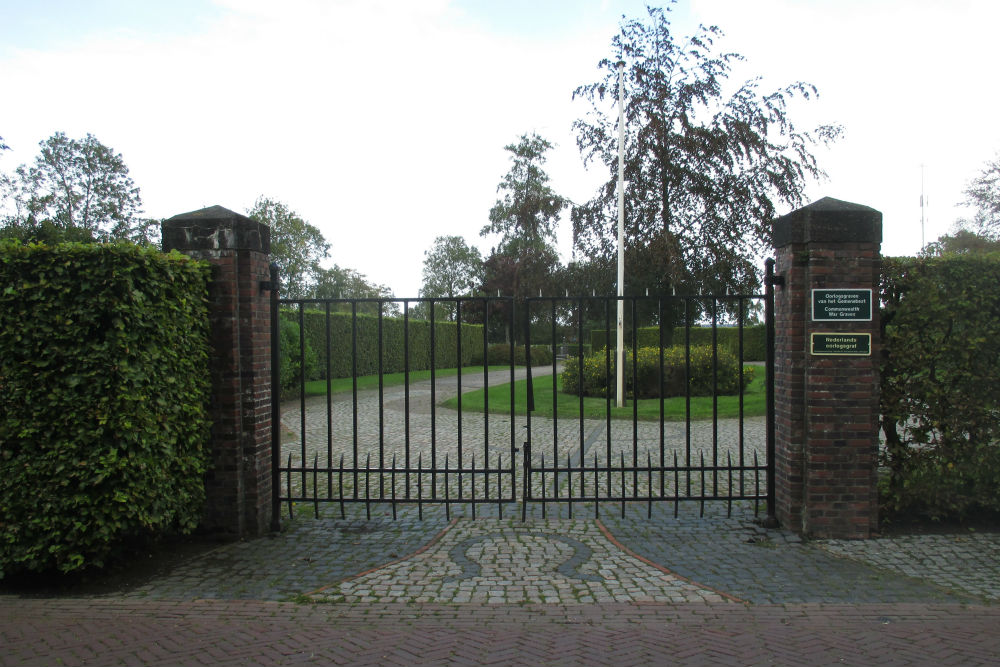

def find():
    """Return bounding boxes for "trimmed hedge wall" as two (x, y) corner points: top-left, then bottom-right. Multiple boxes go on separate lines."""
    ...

(0, 241), (212, 577)
(283, 309), (484, 382)
(880, 254), (1000, 520)
(591, 325), (766, 361)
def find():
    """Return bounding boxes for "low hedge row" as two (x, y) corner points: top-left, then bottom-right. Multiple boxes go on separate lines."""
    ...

(0, 241), (212, 577)
(561, 345), (754, 399)
(591, 325), (766, 361)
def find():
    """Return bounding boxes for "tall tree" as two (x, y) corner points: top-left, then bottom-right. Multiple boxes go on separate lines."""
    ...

(247, 196), (330, 298)
(419, 235), (483, 321)
(480, 134), (566, 342)
(0, 132), (154, 243)
(481, 133), (567, 246)
(957, 152), (1000, 238)
(571, 4), (841, 299)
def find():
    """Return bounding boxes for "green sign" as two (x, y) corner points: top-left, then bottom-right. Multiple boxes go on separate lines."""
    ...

(812, 289), (872, 321)
(811, 333), (871, 356)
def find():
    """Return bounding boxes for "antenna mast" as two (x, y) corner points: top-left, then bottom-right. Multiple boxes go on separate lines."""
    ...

(920, 164), (926, 250)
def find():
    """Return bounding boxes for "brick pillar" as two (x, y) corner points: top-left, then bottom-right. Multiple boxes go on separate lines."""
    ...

(772, 197), (882, 539)
(162, 206), (273, 537)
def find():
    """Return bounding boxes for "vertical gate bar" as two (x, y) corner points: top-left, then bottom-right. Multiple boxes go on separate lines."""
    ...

(631, 297), (638, 494)
(673, 451), (679, 518)
(298, 303), (307, 498)
(520, 445), (528, 521)
(497, 452), (504, 519)
(472, 452), (477, 520)
(620, 451), (626, 518)
(684, 299), (692, 479)
(445, 453), (450, 521)
(699, 450), (705, 517)
(391, 453), (397, 521)
(404, 301), (411, 499)
(508, 299), (515, 500)
(754, 450), (761, 516)
(727, 451), (733, 517)
(352, 301), (359, 499)
(711, 298), (719, 497)
(738, 295), (745, 499)
(658, 297), (665, 500)
(417, 453), (423, 521)
(765, 258), (777, 525)
(540, 453), (546, 518)
(456, 300), (463, 490)
(325, 302), (333, 501)
(567, 452), (573, 519)
(483, 298), (490, 504)
(551, 299), (558, 500)
(269, 265), (281, 532)
(577, 298), (585, 469)
(647, 452), (653, 518)
(594, 452), (600, 519)
(286, 453), (294, 519)
(378, 301), (385, 499)
(522, 300), (539, 503)
(365, 452), (371, 521)
(338, 454), (345, 519)
(605, 298), (612, 495)
(313, 452), (319, 519)
(430, 300), (437, 500)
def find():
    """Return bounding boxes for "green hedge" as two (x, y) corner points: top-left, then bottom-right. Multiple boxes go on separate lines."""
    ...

(282, 308), (484, 380)
(482, 343), (554, 367)
(880, 255), (1000, 520)
(561, 345), (754, 399)
(591, 325), (766, 361)
(0, 241), (211, 577)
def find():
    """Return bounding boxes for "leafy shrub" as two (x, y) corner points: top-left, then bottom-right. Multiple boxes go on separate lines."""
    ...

(591, 325), (766, 361)
(880, 255), (1000, 520)
(278, 315), (318, 395)
(561, 345), (753, 399)
(0, 241), (211, 577)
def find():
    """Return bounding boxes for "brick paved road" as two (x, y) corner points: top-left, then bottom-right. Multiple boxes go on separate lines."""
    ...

(4, 372), (999, 665)
(3, 503), (999, 666)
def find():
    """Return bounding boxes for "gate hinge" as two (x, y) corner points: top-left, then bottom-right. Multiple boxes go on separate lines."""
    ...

(766, 274), (785, 288)
(260, 280), (275, 292)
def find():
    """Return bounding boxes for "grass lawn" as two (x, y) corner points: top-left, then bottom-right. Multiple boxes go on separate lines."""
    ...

(442, 367), (766, 421)
(300, 366), (508, 397)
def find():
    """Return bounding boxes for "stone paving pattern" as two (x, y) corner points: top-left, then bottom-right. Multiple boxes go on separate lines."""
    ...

(4, 371), (1000, 664)
(3, 502), (999, 665)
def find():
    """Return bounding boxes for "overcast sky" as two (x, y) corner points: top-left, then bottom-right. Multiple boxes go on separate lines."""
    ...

(3, 0), (998, 295)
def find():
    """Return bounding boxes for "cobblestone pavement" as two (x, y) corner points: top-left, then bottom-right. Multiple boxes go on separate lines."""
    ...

(4, 374), (1000, 665)
(3, 503), (999, 665)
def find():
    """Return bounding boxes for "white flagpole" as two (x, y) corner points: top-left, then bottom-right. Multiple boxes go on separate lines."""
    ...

(616, 60), (626, 409)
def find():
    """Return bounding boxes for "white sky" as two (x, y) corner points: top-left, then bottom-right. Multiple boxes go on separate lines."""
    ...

(2, 0), (998, 296)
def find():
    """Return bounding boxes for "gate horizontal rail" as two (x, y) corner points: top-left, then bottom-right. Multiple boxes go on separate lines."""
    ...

(271, 270), (776, 524)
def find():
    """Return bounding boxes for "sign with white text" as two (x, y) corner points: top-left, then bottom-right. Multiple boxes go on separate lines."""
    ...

(812, 289), (872, 321)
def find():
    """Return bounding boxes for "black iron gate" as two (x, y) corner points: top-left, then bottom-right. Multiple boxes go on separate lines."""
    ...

(271, 261), (776, 525)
